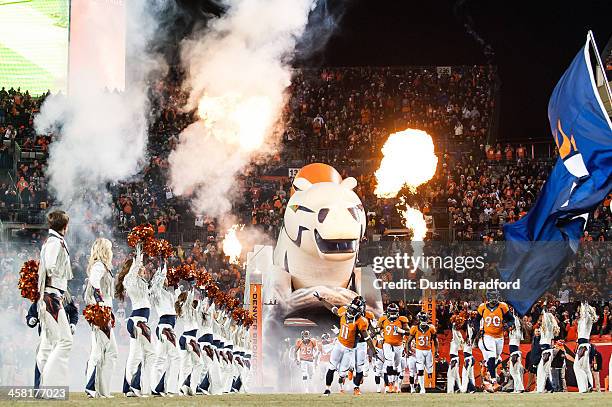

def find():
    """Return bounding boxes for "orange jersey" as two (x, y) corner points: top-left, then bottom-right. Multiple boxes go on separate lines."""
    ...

(337, 306), (369, 348)
(296, 339), (317, 362)
(409, 324), (436, 350)
(477, 302), (509, 339)
(378, 315), (409, 346)
(318, 339), (333, 362)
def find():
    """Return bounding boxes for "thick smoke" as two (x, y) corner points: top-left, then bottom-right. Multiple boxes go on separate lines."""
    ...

(33, 1), (172, 243)
(168, 0), (321, 220)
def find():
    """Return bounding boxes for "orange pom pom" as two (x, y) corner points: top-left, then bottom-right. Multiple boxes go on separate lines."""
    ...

(83, 304), (113, 329)
(18, 260), (40, 302)
(127, 224), (155, 247)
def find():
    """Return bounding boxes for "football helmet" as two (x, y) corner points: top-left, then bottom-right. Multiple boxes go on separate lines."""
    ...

(386, 303), (400, 321)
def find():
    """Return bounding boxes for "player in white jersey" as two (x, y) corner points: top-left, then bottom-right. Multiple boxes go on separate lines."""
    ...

(507, 307), (524, 392)
(536, 304), (559, 393)
(149, 261), (180, 396)
(573, 301), (598, 392)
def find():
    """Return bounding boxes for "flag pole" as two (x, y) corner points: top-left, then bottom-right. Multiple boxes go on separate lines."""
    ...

(588, 30), (612, 106)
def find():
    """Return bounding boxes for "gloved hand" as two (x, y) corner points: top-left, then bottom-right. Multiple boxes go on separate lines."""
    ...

(27, 317), (39, 328)
(70, 323), (76, 335)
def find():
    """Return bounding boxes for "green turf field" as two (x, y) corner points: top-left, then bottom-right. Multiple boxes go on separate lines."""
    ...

(0, 392), (610, 407)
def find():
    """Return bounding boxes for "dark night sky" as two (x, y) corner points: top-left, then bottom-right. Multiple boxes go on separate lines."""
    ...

(181, 1), (612, 142)
(308, 0), (612, 141)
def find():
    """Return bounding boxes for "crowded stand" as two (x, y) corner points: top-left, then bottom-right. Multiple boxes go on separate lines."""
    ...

(1, 64), (611, 393)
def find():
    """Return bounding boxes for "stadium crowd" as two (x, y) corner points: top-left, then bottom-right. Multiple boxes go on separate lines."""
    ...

(0, 63), (610, 328)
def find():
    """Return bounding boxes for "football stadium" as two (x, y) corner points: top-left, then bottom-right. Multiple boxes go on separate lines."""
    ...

(0, 1), (610, 406)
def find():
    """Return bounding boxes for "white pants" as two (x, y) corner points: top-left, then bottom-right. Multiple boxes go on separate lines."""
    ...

(480, 335), (504, 361)
(34, 326), (54, 388)
(407, 355), (417, 378)
(509, 350), (524, 392)
(207, 350), (224, 395)
(373, 348), (384, 377)
(151, 324), (181, 394)
(85, 327), (118, 397)
(178, 334), (204, 395)
(329, 341), (354, 377)
(383, 343), (403, 373)
(124, 317), (156, 395)
(536, 347), (554, 393)
(460, 353), (475, 393)
(447, 355), (460, 393)
(355, 342), (367, 374)
(39, 298), (73, 389)
(573, 343), (592, 393)
(300, 360), (315, 379)
(415, 349), (433, 374)
(219, 352), (235, 393)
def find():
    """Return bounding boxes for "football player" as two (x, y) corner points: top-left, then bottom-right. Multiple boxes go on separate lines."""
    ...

(352, 296), (376, 390)
(473, 290), (514, 392)
(377, 303), (409, 393)
(406, 312), (438, 394)
(295, 330), (318, 392)
(313, 292), (377, 396)
(318, 333), (334, 381)
(372, 333), (385, 393)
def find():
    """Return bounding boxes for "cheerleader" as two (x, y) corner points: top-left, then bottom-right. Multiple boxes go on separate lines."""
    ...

(536, 305), (559, 393)
(574, 301), (598, 392)
(508, 309), (524, 392)
(84, 238), (118, 398)
(220, 310), (236, 393)
(460, 310), (477, 393)
(447, 313), (464, 393)
(36, 210), (74, 389)
(150, 262), (181, 396)
(116, 246), (155, 397)
(196, 295), (216, 394)
(176, 287), (205, 395)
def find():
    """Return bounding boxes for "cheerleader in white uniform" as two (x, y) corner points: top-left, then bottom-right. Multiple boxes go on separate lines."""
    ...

(37, 211), (74, 390)
(176, 288), (204, 395)
(116, 246), (156, 397)
(508, 309), (524, 392)
(208, 306), (227, 395)
(447, 317), (464, 393)
(196, 295), (216, 394)
(536, 306), (559, 393)
(574, 301), (598, 392)
(460, 311), (477, 393)
(150, 262), (180, 396)
(84, 238), (118, 398)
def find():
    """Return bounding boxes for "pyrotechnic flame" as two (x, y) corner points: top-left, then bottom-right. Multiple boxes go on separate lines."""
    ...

(198, 94), (274, 152)
(399, 205), (427, 241)
(222, 224), (244, 264)
(374, 128), (438, 197)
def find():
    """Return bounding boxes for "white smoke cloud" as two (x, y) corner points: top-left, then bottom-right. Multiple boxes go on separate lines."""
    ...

(169, 0), (318, 220)
(33, 1), (171, 242)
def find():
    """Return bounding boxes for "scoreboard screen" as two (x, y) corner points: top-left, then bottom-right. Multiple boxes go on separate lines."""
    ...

(0, 0), (69, 95)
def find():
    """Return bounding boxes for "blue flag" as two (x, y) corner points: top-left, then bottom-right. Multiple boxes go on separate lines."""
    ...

(500, 33), (612, 315)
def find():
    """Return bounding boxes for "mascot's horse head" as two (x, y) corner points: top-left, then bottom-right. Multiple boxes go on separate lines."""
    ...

(284, 163), (365, 262)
